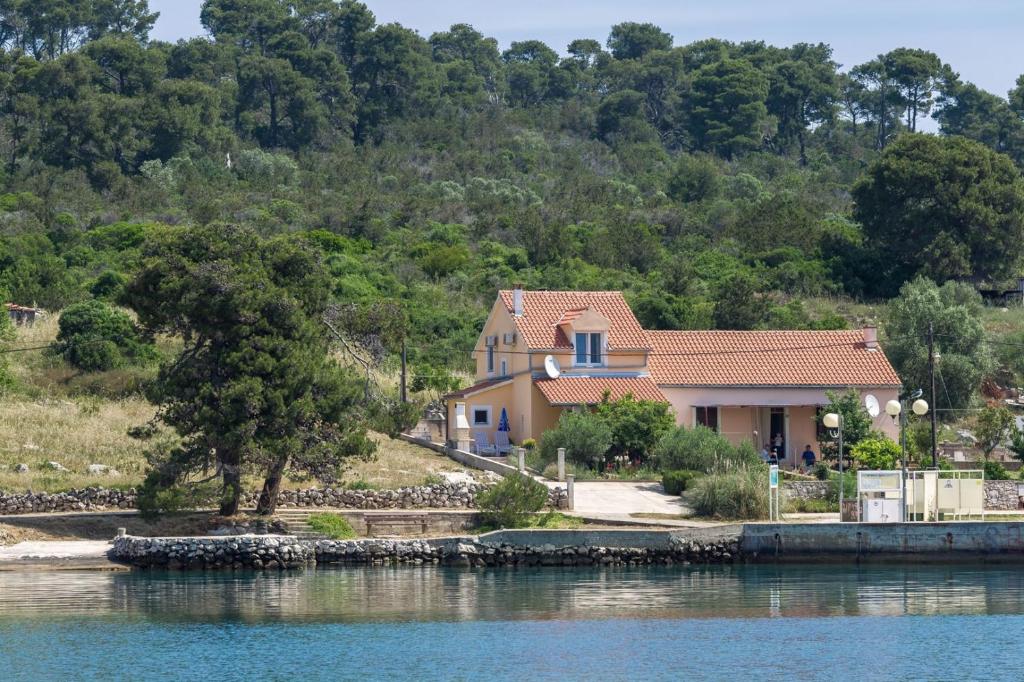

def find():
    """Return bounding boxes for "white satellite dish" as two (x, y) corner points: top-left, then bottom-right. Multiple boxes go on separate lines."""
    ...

(544, 355), (561, 380)
(865, 394), (880, 418)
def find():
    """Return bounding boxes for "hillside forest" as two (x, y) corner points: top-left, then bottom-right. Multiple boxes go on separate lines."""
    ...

(2, 2), (1024, 500)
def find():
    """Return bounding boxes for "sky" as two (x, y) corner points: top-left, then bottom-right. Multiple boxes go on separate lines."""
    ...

(149, 0), (1024, 108)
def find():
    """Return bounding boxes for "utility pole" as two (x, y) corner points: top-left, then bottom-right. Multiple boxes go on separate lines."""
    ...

(400, 339), (408, 403)
(928, 321), (937, 469)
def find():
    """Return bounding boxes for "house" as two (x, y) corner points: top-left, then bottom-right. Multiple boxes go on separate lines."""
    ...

(445, 286), (901, 464)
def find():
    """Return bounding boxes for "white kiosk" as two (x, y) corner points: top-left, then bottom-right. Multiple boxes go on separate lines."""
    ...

(857, 470), (904, 522)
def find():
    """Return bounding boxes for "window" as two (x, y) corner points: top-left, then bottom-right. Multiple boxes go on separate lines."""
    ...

(500, 359), (507, 376)
(472, 406), (491, 427)
(574, 332), (605, 366)
(487, 346), (495, 374)
(695, 407), (719, 431)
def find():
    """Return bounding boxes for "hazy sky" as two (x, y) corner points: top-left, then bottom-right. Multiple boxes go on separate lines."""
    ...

(149, 0), (1023, 99)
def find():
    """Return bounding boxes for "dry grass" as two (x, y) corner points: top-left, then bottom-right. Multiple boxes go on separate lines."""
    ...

(0, 313), (470, 493)
(0, 397), (154, 492)
(333, 433), (476, 489)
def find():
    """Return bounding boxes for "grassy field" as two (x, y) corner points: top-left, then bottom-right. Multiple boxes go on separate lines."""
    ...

(0, 315), (473, 493)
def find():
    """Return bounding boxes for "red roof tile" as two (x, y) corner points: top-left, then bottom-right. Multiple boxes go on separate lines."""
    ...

(498, 290), (649, 351)
(443, 377), (512, 400)
(533, 376), (667, 405)
(646, 330), (902, 387)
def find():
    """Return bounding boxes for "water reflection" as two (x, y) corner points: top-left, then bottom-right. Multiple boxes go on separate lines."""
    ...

(2, 564), (1024, 623)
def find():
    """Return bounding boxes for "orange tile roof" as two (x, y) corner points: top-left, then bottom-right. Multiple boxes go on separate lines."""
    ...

(498, 290), (649, 350)
(533, 376), (667, 405)
(646, 330), (902, 387)
(443, 377), (513, 400)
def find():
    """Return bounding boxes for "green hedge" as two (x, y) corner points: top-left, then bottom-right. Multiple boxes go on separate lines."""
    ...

(662, 469), (702, 495)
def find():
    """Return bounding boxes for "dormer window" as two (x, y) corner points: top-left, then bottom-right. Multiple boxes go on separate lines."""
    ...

(574, 332), (604, 367)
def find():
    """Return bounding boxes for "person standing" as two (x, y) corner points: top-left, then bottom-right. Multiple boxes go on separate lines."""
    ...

(801, 445), (816, 473)
(773, 433), (784, 461)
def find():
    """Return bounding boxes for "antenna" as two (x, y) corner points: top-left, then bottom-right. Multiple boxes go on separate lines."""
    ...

(544, 355), (561, 380)
(865, 394), (880, 418)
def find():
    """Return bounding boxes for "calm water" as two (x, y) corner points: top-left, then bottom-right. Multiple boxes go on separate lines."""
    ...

(2, 565), (1024, 680)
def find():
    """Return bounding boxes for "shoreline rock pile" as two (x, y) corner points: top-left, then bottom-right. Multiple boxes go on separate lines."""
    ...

(112, 534), (741, 570)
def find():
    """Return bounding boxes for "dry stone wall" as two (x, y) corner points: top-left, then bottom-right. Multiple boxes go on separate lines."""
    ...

(1, 483), (567, 515)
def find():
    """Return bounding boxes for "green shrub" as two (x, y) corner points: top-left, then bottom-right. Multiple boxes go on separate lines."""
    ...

(850, 434), (901, 470)
(786, 498), (836, 513)
(983, 460), (1010, 480)
(307, 513), (357, 539)
(137, 478), (219, 519)
(826, 472), (857, 504)
(521, 438), (537, 450)
(662, 469), (702, 495)
(813, 463), (831, 480)
(691, 466), (769, 520)
(346, 479), (375, 490)
(653, 426), (759, 474)
(595, 394), (675, 463)
(538, 410), (612, 468)
(51, 300), (156, 372)
(476, 473), (549, 528)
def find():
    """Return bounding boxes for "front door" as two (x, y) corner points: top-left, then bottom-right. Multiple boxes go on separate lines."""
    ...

(770, 408), (786, 462)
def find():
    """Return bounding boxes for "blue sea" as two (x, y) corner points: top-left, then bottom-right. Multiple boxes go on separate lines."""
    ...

(1, 564), (1023, 680)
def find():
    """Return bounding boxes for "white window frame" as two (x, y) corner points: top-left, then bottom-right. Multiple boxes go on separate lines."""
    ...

(573, 331), (606, 368)
(471, 405), (492, 427)
(486, 346), (495, 375)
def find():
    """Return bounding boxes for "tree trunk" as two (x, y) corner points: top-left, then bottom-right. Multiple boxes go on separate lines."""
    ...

(256, 455), (289, 515)
(220, 450), (242, 516)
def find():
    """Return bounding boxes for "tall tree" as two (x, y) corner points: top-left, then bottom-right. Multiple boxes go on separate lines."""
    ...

(852, 134), (1024, 292)
(882, 47), (944, 132)
(684, 57), (768, 159)
(882, 277), (990, 412)
(126, 224), (375, 516)
(606, 22), (672, 60)
(766, 43), (837, 164)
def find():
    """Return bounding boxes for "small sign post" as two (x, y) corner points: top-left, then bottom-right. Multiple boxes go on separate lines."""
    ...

(769, 465), (780, 521)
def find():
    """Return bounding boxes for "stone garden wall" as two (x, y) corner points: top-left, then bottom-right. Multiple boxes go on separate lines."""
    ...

(984, 480), (1020, 511)
(781, 481), (831, 501)
(0, 482), (568, 515)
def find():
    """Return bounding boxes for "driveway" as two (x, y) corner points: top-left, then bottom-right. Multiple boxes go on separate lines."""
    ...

(546, 480), (691, 516)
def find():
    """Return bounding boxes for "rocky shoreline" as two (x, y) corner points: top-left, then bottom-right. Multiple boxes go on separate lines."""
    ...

(0, 483), (569, 515)
(111, 532), (740, 570)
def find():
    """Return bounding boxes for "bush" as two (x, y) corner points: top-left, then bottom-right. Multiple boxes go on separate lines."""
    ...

(850, 434), (901, 470)
(662, 469), (702, 495)
(653, 426), (759, 473)
(984, 460), (1010, 480)
(51, 300), (155, 372)
(813, 463), (831, 480)
(691, 466), (769, 519)
(521, 438), (537, 450)
(538, 410), (612, 469)
(826, 472), (857, 504)
(476, 473), (549, 528)
(595, 394), (675, 463)
(307, 513), (357, 539)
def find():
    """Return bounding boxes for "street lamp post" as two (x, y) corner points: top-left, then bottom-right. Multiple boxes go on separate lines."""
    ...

(884, 394), (929, 523)
(823, 412), (844, 520)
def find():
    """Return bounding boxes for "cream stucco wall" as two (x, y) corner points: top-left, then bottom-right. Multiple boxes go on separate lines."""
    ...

(660, 386), (901, 457)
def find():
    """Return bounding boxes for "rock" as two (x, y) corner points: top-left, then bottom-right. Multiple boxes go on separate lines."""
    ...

(45, 461), (68, 472)
(87, 464), (110, 475)
(13, 463), (28, 473)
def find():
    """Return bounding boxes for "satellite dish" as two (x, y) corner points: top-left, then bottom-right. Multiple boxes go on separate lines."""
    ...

(544, 355), (561, 380)
(865, 394), (880, 418)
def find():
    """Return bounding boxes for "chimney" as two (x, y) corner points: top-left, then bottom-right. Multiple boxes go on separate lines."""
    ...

(863, 325), (878, 350)
(513, 284), (524, 318)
